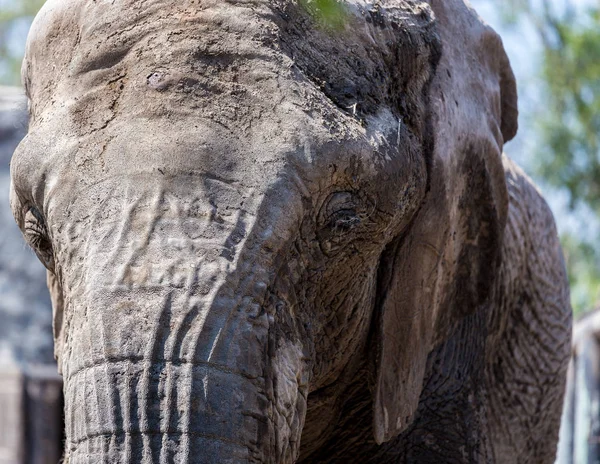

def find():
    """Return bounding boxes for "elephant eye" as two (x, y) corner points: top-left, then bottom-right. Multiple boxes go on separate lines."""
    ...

(327, 208), (360, 232)
(317, 192), (369, 256)
(23, 206), (55, 271)
(320, 192), (359, 229)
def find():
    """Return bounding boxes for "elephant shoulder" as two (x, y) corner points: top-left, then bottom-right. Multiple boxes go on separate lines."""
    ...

(489, 155), (571, 340)
(502, 155), (559, 251)
(483, 155), (572, 462)
(500, 155), (569, 303)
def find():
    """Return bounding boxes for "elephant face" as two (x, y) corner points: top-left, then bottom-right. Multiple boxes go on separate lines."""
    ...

(10, 0), (517, 461)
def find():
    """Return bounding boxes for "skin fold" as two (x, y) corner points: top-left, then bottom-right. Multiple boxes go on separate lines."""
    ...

(9, 0), (571, 462)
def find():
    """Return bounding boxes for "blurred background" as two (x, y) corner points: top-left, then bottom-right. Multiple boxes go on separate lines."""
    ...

(0, 0), (598, 462)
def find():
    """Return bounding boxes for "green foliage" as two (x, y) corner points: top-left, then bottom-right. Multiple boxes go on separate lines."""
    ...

(537, 9), (600, 211)
(535, 7), (600, 316)
(0, 0), (43, 21)
(0, 0), (46, 85)
(299, 0), (350, 31)
(495, 0), (600, 316)
(561, 233), (600, 314)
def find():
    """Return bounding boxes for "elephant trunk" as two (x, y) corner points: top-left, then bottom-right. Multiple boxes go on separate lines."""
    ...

(57, 181), (308, 463)
(61, 291), (278, 463)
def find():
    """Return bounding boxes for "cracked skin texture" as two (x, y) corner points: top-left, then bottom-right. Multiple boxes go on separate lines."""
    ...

(10, 0), (571, 462)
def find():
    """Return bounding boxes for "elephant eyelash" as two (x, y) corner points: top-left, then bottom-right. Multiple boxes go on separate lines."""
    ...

(320, 191), (381, 233)
(328, 209), (361, 232)
(25, 217), (46, 238)
(316, 192), (384, 257)
(23, 206), (55, 270)
(24, 206), (46, 233)
(327, 201), (379, 231)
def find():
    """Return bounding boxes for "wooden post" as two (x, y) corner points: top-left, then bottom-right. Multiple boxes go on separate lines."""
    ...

(557, 311), (600, 464)
(573, 335), (600, 463)
(24, 366), (63, 464)
(0, 360), (25, 464)
(0, 359), (62, 464)
(556, 359), (575, 464)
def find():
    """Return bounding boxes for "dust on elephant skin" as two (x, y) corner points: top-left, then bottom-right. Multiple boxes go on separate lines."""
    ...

(10, 0), (571, 462)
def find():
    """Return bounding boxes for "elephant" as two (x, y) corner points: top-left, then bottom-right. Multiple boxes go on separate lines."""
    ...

(9, 0), (572, 462)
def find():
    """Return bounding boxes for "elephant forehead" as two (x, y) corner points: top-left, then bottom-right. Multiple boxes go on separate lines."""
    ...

(24, 0), (439, 130)
(18, 0), (436, 228)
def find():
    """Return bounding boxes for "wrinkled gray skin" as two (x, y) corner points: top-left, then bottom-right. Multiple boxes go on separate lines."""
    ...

(10, 0), (572, 462)
(0, 87), (53, 365)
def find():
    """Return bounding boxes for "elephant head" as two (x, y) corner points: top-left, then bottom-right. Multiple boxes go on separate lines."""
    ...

(10, 0), (517, 461)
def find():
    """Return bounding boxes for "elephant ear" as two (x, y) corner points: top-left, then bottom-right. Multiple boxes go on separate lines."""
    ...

(372, 0), (516, 444)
